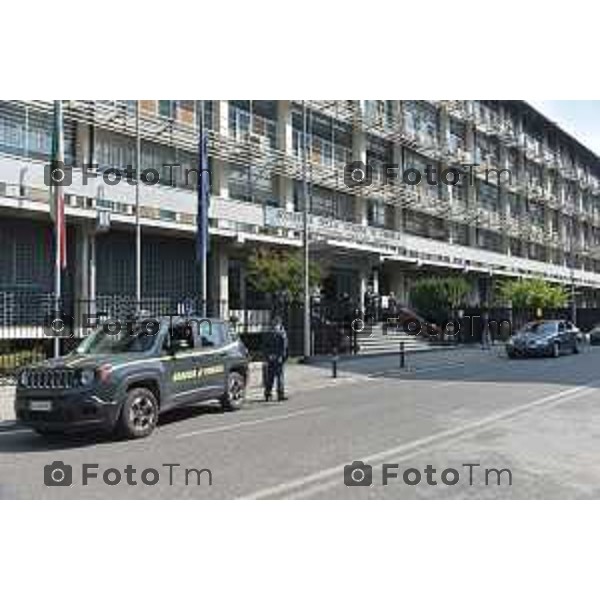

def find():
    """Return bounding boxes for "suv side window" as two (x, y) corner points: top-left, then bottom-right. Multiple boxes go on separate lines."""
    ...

(164, 323), (195, 353)
(198, 320), (223, 348)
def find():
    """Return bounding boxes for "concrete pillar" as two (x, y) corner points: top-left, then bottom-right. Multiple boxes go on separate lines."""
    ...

(277, 101), (294, 212)
(353, 126), (367, 226)
(358, 268), (368, 312)
(465, 120), (477, 246)
(75, 121), (89, 169)
(76, 114), (100, 200)
(372, 267), (380, 296)
(74, 224), (96, 334)
(212, 100), (229, 198)
(436, 105), (454, 244)
(498, 141), (510, 254)
(392, 142), (403, 232)
(210, 246), (229, 319)
(439, 103), (450, 152)
(560, 213), (568, 259)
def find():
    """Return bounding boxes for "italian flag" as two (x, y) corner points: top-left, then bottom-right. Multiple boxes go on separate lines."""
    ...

(49, 100), (66, 270)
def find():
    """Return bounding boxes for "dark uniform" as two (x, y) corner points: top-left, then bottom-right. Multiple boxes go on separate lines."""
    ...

(263, 322), (289, 401)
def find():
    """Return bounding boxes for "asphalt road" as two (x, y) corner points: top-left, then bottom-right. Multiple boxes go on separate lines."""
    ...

(2, 346), (600, 499)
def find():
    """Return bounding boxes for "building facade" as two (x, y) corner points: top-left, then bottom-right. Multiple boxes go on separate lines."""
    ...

(2, 100), (600, 339)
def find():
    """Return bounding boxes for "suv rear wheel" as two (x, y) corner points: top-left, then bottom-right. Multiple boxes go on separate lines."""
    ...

(117, 387), (159, 438)
(221, 372), (246, 411)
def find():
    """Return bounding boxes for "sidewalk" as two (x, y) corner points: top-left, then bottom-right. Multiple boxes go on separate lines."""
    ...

(0, 345), (483, 427)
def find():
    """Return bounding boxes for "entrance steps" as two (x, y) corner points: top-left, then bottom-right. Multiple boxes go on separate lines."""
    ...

(355, 323), (438, 355)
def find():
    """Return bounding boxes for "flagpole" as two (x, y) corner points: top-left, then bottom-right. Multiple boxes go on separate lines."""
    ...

(135, 101), (142, 311)
(53, 100), (63, 359)
(200, 100), (208, 317)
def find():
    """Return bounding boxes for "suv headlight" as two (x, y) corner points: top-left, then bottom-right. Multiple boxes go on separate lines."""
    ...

(78, 369), (95, 386)
(18, 370), (29, 387)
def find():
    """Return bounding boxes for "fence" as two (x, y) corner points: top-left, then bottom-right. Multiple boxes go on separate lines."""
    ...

(0, 292), (363, 378)
(3, 289), (600, 379)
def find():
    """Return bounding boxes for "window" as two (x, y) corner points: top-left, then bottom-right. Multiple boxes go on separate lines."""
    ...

(478, 182), (499, 212)
(196, 320), (223, 348)
(165, 323), (195, 352)
(367, 199), (386, 228)
(158, 100), (176, 119)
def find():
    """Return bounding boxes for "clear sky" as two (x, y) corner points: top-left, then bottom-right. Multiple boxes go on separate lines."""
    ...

(528, 100), (600, 157)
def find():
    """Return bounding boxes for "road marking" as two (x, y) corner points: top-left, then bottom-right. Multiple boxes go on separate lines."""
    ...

(239, 379), (600, 500)
(175, 406), (327, 439)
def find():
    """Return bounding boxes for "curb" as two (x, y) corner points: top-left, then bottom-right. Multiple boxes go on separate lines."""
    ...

(300, 344), (465, 364)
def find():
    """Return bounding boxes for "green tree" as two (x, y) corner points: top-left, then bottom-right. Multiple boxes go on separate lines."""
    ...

(409, 276), (471, 323)
(497, 278), (568, 310)
(246, 248), (321, 301)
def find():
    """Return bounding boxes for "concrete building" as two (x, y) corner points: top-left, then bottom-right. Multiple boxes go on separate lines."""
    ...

(2, 100), (600, 339)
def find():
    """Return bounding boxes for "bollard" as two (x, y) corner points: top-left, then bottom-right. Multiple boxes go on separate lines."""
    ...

(332, 348), (338, 378)
(400, 341), (405, 369)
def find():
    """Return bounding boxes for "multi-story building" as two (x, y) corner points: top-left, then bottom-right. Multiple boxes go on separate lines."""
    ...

(2, 100), (600, 340)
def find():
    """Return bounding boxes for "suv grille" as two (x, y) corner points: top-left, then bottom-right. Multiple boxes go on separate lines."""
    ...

(20, 369), (77, 389)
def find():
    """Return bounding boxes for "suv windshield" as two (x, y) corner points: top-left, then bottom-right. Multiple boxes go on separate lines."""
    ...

(75, 328), (158, 355)
(521, 322), (557, 336)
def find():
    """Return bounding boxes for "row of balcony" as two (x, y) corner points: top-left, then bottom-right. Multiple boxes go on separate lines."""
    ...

(5, 101), (600, 236)
(13, 100), (596, 181)
(11, 100), (599, 198)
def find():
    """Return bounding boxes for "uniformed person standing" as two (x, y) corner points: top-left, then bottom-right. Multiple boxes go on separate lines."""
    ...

(263, 316), (289, 402)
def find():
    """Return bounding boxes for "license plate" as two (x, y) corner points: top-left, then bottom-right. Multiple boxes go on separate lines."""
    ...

(29, 400), (52, 412)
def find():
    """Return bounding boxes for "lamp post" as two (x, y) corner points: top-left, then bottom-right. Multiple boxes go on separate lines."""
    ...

(302, 101), (311, 359)
(135, 101), (142, 312)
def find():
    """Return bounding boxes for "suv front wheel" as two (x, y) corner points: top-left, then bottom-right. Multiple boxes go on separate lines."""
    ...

(117, 387), (159, 439)
(221, 372), (246, 411)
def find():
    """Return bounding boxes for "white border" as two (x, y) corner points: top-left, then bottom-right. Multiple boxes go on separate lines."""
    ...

(2, 1), (599, 99)
(2, 1), (599, 595)
(1, 502), (598, 599)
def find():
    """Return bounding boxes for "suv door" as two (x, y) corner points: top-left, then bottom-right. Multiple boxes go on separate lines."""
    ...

(192, 320), (227, 400)
(163, 322), (204, 405)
